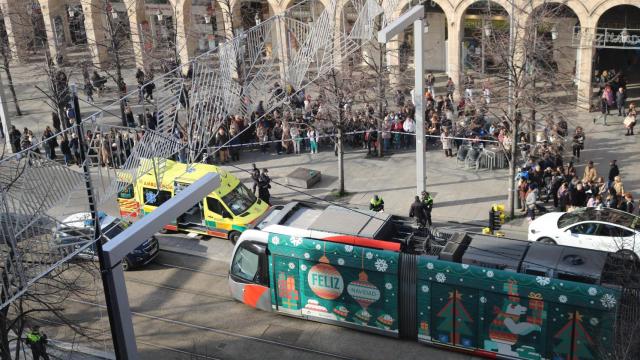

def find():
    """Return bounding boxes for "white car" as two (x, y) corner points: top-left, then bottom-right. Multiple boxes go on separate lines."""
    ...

(528, 208), (640, 260)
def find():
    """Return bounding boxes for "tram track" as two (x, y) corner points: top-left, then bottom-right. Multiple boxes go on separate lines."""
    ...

(62, 297), (357, 360)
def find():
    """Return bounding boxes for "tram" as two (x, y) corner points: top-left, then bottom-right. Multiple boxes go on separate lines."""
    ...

(228, 202), (638, 359)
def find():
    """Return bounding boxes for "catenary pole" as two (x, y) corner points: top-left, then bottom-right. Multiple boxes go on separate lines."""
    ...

(70, 84), (124, 359)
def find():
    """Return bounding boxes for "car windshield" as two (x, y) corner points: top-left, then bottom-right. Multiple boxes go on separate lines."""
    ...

(222, 183), (257, 216)
(103, 222), (129, 239)
(557, 208), (639, 230)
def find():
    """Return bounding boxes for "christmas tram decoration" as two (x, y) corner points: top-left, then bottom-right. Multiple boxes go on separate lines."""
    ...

(228, 202), (638, 360)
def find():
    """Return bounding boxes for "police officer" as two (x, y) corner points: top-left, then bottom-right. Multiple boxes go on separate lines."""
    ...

(409, 196), (427, 228)
(258, 169), (271, 204)
(25, 326), (49, 360)
(251, 163), (260, 194)
(369, 195), (384, 212)
(421, 191), (434, 226)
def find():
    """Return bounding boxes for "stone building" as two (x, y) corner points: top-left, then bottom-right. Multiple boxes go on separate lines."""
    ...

(0, 0), (638, 108)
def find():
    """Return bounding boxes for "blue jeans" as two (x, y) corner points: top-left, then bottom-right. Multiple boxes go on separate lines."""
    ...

(384, 138), (390, 152)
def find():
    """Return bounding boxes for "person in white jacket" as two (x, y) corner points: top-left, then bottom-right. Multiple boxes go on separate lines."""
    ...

(403, 117), (415, 149)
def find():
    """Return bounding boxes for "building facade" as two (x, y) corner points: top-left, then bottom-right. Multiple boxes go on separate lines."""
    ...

(1, 0), (638, 109)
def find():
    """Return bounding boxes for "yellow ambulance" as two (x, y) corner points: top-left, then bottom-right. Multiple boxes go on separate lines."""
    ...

(117, 159), (269, 243)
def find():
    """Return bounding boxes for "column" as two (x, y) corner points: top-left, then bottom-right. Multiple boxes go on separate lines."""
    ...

(576, 27), (594, 111)
(40, 0), (67, 63)
(80, 0), (110, 68)
(1, 0), (31, 62)
(174, 0), (196, 69)
(125, 0), (148, 70)
(332, 4), (342, 71)
(446, 20), (461, 96)
(274, 10), (289, 83)
(386, 35), (400, 88)
(61, 9), (73, 45)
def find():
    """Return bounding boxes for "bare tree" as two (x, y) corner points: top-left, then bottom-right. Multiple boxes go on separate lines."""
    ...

(0, 5), (24, 116)
(466, 0), (576, 217)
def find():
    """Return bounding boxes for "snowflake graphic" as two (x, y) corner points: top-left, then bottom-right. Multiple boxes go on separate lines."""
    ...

(385, 283), (393, 290)
(344, 245), (354, 253)
(315, 244), (322, 250)
(366, 252), (373, 260)
(288, 262), (295, 270)
(486, 270), (494, 278)
(426, 262), (434, 270)
(480, 296), (487, 304)
(338, 258), (345, 266)
(300, 264), (307, 271)
(271, 236), (280, 245)
(536, 276), (551, 286)
(461, 264), (469, 269)
(558, 295), (568, 303)
(588, 287), (598, 296)
(290, 237), (303, 247)
(600, 293), (617, 309)
(590, 318), (599, 326)
(419, 285), (429, 293)
(375, 258), (388, 272)
(435, 273), (446, 283)
(303, 253), (310, 259)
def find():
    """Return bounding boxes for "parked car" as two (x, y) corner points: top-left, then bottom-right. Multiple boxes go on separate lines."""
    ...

(528, 207), (640, 260)
(56, 212), (159, 270)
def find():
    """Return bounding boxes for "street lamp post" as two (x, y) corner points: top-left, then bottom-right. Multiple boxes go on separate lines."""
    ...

(378, 6), (426, 195)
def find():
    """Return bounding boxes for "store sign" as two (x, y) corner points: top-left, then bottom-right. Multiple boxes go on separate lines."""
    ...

(573, 26), (640, 49)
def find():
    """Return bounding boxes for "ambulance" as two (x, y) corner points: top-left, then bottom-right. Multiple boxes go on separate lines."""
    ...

(117, 159), (269, 242)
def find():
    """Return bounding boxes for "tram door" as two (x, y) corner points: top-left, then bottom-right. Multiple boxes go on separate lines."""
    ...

(272, 255), (302, 315)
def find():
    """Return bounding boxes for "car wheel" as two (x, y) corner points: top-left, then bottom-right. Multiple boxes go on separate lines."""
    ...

(537, 237), (557, 245)
(122, 259), (130, 271)
(229, 231), (241, 244)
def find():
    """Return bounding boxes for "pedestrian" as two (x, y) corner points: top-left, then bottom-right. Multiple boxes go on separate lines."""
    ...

(464, 75), (474, 102)
(440, 129), (452, 157)
(251, 163), (261, 194)
(619, 193), (635, 214)
(42, 126), (57, 160)
(557, 182), (569, 212)
(84, 79), (95, 103)
(291, 124), (301, 154)
(257, 122), (268, 153)
(616, 87), (626, 116)
(403, 115), (415, 148)
(526, 185), (539, 220)
(582, 160), (598, 183)
(229, 128), (241, 161)
(9, 125), (21, 153)
(369, 195), (384, 212)
(446, 77), (455, 101)
(258, 169), (271, 204)
(612, 176), (624, 202)
(25, 325), (50, 360)
(421, 191), (434, 226)
(124, 106), (135, 127)
(426, 73), (435, 97)
(60, 135), (72, 166)
(572, 127), (585, 161)
(215, 127), (229, 164)
(308, 126), (318, 154)
(607, 160), (619, 188)
(409, 196), (427, 228)
(623, 105), (636, 136)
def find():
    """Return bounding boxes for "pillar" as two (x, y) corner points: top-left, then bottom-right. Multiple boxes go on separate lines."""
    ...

(446, 19), (461, 95)
(274, 10), (289, 83)
(1, 0), (31, 62)
(218, 0), (236, 41)
(386, 35), (401, 88)
(61, 9), (72, 45)
(576, 27), (594, 111)
(125, 0), (148, 70)
(39, 0), (67, 63)
(80, 0), (110, 68)
(173, 0), (196, 69)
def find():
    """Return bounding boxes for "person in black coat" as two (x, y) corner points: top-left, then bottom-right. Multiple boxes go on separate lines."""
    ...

(607, 160), (619, 187)
(619, 193), (635, 214)
(409, 196), (427, 228)
(258, 169), (271, 204)
(9, 125), (21, 153)
(251, 163), (260, 194)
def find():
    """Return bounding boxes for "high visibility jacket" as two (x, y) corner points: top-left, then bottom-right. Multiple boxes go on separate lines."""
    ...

(26, 332), (41, 344)
(370, 198), (384, 211)
(422, 195), (434, 209)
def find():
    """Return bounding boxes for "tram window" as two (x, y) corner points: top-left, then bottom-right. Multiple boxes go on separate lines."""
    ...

(231, 247), (260, 282)
(142, 187), (172, 207)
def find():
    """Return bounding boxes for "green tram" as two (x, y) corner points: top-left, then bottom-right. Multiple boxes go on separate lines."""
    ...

(228, 202), (638, 359)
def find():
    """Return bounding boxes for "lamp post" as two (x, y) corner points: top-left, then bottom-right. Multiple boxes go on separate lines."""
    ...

(378, 6), (427, 194)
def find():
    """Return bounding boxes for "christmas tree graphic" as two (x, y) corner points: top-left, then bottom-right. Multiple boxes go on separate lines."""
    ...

(436, 290), (474, 346)
(554, 311), (594, 360)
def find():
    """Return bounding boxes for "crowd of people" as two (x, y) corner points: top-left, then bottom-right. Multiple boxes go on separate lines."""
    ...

(518, 158), (638, 220)
(595, 69), (637, 135)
